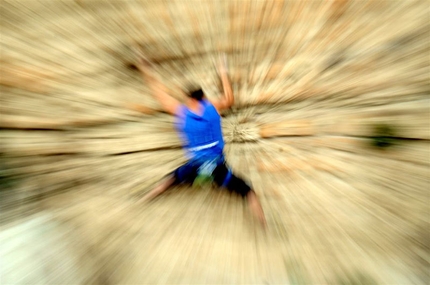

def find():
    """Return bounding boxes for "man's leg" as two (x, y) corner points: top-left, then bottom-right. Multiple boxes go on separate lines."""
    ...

(246, 190), (266, 227)
(213, 164), (266, 226)
(139, 175), (176, 203)
(140, 161), (199, 203)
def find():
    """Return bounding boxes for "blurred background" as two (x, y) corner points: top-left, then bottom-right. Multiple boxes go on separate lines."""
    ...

(0, 0), (429, 284)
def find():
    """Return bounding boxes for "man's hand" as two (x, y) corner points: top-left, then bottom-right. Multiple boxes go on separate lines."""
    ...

(132, 49), (180, 116)
(131, 45), (155, 74)
(136, 56), (156, 77)
(211, 53), (234, 112)
(216, 53), (228, 75)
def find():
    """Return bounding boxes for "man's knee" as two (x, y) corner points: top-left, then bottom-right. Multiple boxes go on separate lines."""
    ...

(226, 175), (252, 197)
(171, 163), (199, 185)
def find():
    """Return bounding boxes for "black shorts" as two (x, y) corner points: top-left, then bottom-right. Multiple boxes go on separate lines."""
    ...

(172, 160), (251, 197)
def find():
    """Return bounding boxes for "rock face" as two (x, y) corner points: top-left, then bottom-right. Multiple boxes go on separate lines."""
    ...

(1, 1), (429, 284)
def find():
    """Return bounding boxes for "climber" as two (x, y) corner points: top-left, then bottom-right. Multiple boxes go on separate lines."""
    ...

(133, 54), (266, 227)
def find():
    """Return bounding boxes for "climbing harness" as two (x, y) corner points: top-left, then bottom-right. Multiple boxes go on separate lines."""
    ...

(193, 158), (218, 187)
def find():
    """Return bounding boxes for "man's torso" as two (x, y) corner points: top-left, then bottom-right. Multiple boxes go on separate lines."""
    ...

(174, 99), (224, 160)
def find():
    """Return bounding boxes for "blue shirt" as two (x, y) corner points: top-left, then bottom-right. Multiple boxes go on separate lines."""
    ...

(175, 99), (225, 161)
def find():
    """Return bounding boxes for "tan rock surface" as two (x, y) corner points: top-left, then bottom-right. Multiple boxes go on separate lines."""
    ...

(1, 0), (429, 284)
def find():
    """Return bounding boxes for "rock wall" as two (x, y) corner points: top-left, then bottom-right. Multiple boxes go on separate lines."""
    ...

(1, 0), (429, 284)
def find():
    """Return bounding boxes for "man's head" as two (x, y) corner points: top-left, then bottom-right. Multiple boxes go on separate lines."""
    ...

(188, 88), (205, 101)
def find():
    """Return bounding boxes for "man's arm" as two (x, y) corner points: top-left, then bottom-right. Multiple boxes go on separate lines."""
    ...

(136, 58), (180, 116)
(212, 54), (234, 112)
